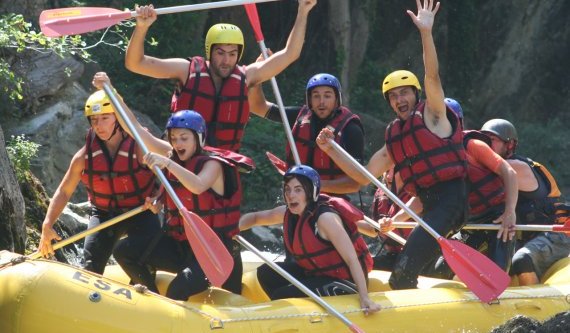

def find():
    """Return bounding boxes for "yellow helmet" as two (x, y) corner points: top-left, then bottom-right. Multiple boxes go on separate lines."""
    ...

(205, 23), (244, 61)
(381, 70), (422, 99)
(84, 90), (115, 117)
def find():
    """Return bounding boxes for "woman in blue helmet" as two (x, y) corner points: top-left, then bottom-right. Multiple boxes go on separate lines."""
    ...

(239, 164), (381, 314)
(248, 73), (364, 196)
(93, 73), (253, 300)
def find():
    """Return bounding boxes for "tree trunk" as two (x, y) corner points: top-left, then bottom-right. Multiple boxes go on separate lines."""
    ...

(0, 125), (26, 253)
(327, 1), (371, 104)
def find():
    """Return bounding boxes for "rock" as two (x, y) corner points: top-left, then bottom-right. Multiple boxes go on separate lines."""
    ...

(490, 311), (570, 333)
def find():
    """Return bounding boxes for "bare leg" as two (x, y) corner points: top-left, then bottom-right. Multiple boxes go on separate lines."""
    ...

(517, 272), (539, 286)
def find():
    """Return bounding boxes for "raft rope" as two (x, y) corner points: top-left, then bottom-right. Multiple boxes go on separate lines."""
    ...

(161, 291), (569, 329)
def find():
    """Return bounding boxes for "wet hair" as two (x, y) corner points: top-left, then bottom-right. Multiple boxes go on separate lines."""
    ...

(283, 174), (317, 206)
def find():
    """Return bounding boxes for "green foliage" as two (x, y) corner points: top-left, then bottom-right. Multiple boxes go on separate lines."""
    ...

(0, 13), (92, 103)
(515, 119), (570, 190)
(239, 117), (286, 212)
(6, 134), (41, 182)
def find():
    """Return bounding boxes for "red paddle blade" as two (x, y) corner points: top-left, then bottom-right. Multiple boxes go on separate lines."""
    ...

(440, 238), (510, 303)
(266, 151), (287, 175)
(349, 324), (366, 333)
(180, 208), (234, 287)
(553, 224), (570, 235)
(244, 4), (264, 42)
(40, 7), (131, 37)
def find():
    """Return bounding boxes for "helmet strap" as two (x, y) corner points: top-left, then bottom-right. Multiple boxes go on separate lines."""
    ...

(103, 121), (121, 142)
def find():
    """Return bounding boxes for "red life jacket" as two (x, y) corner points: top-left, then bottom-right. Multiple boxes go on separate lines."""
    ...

(164, 149), (254, 242)
(283, 195), (372, 280)
(371, 187), (412, 252)
(385, 102), (466, 196)
(463, 130), (505, 216)
(286, 106), (362, 181)
(170, 56), (249, 152)
(81, 130), (154, 211)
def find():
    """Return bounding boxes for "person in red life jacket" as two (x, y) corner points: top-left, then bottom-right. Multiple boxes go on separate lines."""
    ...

(316, 0), (468, 290)
(239, 165), (381, 314)
(248, 73), (363, 197)
(481, 119), (570, 286)
(38, 82), (160, 275)
(124, 1), (317, 152)
(407, 99), (518, 278)
(92, 73), (253, 299)
(364, 168), (413, 271)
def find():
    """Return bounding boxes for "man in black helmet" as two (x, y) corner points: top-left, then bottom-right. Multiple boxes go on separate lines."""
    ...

(481, 119), (570, 285)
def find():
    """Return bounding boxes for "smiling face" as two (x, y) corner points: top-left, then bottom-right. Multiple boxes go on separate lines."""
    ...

(169, 128), (198, 162)
(310, 86), (338, 119)
(209, 44), (239, 79)
(90, 113), (117, 140)
(386, 86), (418, 121)
(284, 177), (309, 215)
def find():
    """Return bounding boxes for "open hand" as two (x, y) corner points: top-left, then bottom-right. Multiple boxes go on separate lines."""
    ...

(407, 0), (440, 32)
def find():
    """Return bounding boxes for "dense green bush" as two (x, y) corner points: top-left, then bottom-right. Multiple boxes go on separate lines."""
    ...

(6, 134), (41, 182)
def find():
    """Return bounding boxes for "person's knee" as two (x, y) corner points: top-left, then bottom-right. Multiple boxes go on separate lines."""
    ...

(511, 253), (535, 276)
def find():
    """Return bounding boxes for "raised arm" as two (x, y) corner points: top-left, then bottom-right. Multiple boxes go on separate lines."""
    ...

(407, 0), (447, 127)
(245, 0), (317, 87)
(239, 205), (287, 231)
(125, 5), (189, 82)
(316, 128), (394, 186)
(92, 72), (172, 157)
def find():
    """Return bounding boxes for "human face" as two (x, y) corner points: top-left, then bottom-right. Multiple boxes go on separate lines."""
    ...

(284, 177), (308, 215)
(210, 44), (239, 79)
(169, 128), (197, 162)
(487, 133), (509, 158)
(383, 168), (395, 187)
(310, 86), (337, 119)
(386, 86), (417, 120)
(90, 114), (117, 140)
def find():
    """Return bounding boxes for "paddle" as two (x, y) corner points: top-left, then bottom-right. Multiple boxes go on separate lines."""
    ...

(103, 84), (233, 288)
(39, 0), (282, 37)
(266, 151), (287, 175)
(327, 140), (510, 303)
(392, 221), (570, 235)
(29, 205), (146, 260)
(244, 3), (301, 165)
(235, 235), (365, 333)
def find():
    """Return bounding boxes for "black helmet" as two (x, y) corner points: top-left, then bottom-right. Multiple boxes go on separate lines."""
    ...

(481, 119), (518, 142)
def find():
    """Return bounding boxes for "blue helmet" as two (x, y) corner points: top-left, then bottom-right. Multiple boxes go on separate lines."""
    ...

(306, 73), (342, 108)
(444, 98), (463, 120)
(284, 164), (321, 201)
(166, 110), (207, 147)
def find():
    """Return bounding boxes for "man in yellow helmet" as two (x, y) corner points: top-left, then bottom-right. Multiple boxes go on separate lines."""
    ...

(125, 1), (317, 152)
(317, 0), (468, 290)
(38, 76), (160, 275)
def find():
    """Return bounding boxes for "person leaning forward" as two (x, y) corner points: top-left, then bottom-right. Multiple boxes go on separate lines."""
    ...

(125, 1), (317, 152)
(316, 0), (468, 290)
(38, 78), (161, 274)
(481, 118), (570, 286)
